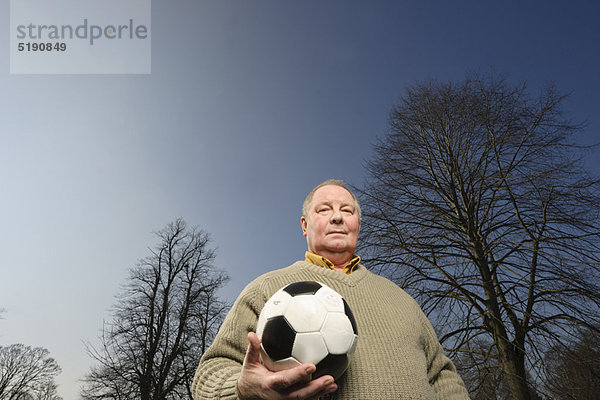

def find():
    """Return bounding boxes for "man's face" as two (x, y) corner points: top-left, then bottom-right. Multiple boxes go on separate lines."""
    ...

(301, 185), (360, 259)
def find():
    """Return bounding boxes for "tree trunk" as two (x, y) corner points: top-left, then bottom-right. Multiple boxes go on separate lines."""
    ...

(474, 241), (532, 400)
(496, 338), (531, 400)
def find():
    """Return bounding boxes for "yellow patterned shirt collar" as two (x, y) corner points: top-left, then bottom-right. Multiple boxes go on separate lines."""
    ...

(304, 251), (361, 275)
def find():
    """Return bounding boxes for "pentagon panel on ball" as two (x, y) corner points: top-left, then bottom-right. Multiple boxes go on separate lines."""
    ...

(256, 281), (358, 380)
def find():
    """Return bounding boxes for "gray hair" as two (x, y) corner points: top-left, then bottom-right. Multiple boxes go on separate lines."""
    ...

(302, 179), (362, 222)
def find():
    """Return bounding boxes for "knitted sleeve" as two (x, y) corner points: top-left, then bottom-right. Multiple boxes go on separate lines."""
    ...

(420, 311), (471, 400)
(191, 282), (264, 399)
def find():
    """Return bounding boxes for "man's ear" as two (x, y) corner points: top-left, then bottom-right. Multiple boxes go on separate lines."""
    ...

(300, 216), (308, 237)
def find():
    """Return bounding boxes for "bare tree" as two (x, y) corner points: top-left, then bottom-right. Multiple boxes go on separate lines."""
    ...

(0, 344), (62, 400)
(358, 75), (600, 400)
(543, 325), (600, 399)
(453, 337), (511, 400)
(81, 219), (229, 400)
(453, 337), (543, 400)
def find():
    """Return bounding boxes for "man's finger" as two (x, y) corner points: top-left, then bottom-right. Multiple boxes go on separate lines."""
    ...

(269, 363), (316, 392)
(283, 373), (337, 399)
(243, 332), (262, 366)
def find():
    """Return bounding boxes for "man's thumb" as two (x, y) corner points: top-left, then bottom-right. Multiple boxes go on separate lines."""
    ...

(244, 332), (262, 366)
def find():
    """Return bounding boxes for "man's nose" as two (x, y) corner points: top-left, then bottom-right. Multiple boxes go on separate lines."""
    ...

(331, 209), (342, 223)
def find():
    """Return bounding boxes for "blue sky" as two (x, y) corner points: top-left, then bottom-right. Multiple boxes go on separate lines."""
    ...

(1, 1), (599, 398)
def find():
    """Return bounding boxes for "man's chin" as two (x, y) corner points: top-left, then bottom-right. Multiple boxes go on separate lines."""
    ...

(323, 242), (354, 254)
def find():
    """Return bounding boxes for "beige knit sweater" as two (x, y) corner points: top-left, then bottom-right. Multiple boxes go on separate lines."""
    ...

(192, 261), (470, 399)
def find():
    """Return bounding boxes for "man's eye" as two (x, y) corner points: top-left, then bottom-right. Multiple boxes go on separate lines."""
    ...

(342, 208), (354, 214)
(317, 208), (329, 213)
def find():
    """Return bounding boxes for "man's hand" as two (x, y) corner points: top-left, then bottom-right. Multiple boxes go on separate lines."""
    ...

(237, 332), (338, 400)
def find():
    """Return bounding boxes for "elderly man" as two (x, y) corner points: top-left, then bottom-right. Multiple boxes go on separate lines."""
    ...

(192, 180), (470, 399)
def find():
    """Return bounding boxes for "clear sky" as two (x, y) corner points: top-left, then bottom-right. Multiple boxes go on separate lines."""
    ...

(1, 2), (599, 399)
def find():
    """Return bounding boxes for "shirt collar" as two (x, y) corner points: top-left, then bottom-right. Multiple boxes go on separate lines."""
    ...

(304, 251), (361, 274)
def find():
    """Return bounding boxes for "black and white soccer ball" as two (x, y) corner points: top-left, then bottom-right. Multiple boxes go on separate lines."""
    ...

(256, 281), (358, 380)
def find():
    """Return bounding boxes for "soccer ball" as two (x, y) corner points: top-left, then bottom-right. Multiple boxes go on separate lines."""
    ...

(256, 281), (358, 380)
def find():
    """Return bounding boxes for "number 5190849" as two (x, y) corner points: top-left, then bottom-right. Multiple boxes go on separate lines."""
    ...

(18, 42), (67, 51)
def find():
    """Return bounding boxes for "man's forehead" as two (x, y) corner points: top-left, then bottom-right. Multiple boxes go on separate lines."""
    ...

(311, 185), (354, 204)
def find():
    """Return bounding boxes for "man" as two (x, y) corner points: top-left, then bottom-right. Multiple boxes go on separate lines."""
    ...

(192, 180), (470, 399)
